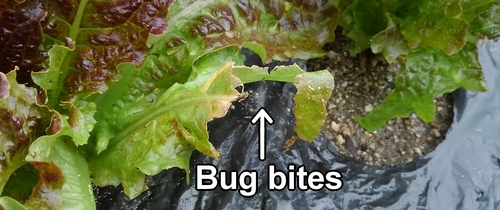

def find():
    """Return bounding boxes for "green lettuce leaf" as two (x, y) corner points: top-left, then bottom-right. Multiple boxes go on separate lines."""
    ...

(86, 0), (339, 154)
(88, 49), (245, 198)
(31, 0), (174, 104)
(87, 42), (335, 197)
(63, 101), (97, 146)
(0, 69), (95, 209)
(21, 161), (65, 209)
(370, 16), (410, 63)
(88, 46), (243, 154)
(56, 0), (339, 199)
(31, 45), (72, 107)
(389, 0), (468, 55)
(0, 69), (51, 194)
(0, 196), (28, 210)
(462, 0), (500, 39)
(232, 65), (304, 83)
(232, 65), (335, 141)
(334, 0), (387, 55)
(337, 0), (469, 58)
(293, 71), (335, 141)
(26, 127), (96, 210)
(331, 0), (499, 60)
(149, 0), (339, 63)
(333, 0), (498, 131)
(358, 43), (486, 131)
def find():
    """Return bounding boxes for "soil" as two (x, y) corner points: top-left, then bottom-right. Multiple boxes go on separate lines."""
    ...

(307, 30), (454, 166)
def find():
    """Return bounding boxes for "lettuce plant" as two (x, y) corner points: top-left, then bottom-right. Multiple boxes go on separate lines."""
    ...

(0, 0), (498, 209)
(0, 0), (336, 208)
(332, 0), (500, 131)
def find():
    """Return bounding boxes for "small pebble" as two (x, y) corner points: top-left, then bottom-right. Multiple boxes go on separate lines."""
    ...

(430, 129), (441, 137)
(341, 81), (348, 88)
(335, 135), (345, 145)
(386, 75), (393, 82)
(327, 51), (338, 59)
(414, 147), (422, 155)
(365, 104), (373, 112)
(330, 121), (340, 132)
(426, 137), (434, 143)
(341, 128), (351, 136)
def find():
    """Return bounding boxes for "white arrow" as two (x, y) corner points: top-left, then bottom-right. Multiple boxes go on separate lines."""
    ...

(251, 107), (274, 161)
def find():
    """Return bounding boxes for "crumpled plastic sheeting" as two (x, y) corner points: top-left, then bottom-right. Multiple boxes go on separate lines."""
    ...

(94, 41), (500, 210)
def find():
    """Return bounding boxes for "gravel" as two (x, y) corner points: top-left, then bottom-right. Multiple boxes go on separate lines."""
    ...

(307, 30), (454, 166)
